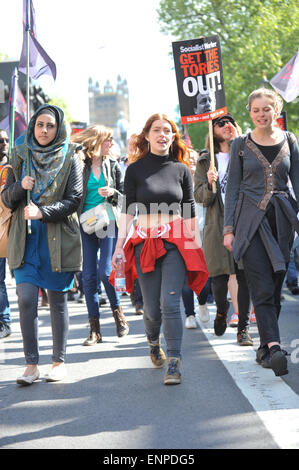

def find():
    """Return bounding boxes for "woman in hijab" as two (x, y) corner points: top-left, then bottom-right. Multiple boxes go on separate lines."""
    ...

(2, 104), (83, 385)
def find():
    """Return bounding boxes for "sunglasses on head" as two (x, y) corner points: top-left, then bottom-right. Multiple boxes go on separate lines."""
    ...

(0, 138), (9, 144)
(215, 120), (233, 128)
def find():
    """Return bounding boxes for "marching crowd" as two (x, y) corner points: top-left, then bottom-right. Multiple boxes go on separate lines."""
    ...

(0, 86), (298, 387)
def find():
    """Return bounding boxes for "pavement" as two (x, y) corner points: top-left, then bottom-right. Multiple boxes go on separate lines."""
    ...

(1, 272), (299, 452)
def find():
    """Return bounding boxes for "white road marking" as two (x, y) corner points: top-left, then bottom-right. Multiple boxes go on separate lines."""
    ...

(196, 305), (299, 449)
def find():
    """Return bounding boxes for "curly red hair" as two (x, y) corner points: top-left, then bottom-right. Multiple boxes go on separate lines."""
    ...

(128, 113), (190, 166)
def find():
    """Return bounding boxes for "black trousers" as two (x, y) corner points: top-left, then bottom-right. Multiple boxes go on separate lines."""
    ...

(211, 265), (250, 333)
(242, 230), (285, 347)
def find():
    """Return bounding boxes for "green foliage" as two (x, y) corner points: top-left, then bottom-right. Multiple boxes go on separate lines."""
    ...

(158, 0), (299, 138)
(48, 95), (73, 123)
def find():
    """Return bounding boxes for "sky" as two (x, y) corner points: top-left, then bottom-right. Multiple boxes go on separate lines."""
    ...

(0, 0), (180, 134)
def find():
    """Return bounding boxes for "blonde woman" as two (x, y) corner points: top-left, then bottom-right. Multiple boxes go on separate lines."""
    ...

(72, 125), (129, 345)
(224, 88), (299, 376)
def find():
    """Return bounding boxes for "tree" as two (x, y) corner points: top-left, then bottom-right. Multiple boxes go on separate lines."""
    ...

(48, 95), (73, 123)
(158, 0), (299, 145)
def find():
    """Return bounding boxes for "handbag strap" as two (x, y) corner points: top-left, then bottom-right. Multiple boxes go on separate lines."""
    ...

(0, 164), (13, 187)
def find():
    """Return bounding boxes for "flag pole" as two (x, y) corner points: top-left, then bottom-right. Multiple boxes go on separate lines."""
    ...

(208, 120), (216, 193)
(25, 0), (31, 233)
(8, 69), (18, 162)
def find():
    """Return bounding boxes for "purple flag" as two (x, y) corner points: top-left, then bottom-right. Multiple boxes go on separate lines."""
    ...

(19, 0), (56, 81)
(270, 50), (299, 102)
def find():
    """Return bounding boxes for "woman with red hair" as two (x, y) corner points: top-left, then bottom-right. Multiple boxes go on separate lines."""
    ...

(111, 113), (208, 385)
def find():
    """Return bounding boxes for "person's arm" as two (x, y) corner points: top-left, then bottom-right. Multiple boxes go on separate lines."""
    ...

(39, 154), (83, 222)
(1, 164), (27, 210)
(223, 137), (243, 251)
(111, 164), (136, 269)
(193, 153), (217, 207)
(289, 133), (299, 207)
(181, 166), (202, 247)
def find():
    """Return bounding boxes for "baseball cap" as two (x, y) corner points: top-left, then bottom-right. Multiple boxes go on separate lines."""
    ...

(212, 113), (236, 127)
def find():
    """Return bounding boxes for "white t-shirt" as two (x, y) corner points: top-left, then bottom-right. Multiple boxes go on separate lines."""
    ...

(216, 152), (230, 203)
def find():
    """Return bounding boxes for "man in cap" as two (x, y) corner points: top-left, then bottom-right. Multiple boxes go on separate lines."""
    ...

(193, 114), (253, 345)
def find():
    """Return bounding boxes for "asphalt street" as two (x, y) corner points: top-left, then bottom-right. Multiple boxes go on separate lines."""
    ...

(1, 272), (299, 452)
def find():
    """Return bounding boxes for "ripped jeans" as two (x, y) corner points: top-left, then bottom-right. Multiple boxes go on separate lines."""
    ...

(134, 241), (186, 358)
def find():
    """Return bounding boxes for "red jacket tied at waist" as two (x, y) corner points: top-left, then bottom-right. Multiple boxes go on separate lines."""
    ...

(109, 218), (209, 295)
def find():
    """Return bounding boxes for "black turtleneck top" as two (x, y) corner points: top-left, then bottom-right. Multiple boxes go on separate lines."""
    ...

(122, 152), (195, 219)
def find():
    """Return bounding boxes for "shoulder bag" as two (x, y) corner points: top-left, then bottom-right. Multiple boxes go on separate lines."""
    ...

(79, 159), (111, 235)
(0, 165), (13, 258)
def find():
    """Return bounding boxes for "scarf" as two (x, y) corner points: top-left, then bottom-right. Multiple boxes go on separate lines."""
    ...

(18, 104), (70, 205)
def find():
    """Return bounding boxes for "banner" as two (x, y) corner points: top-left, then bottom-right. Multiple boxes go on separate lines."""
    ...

(270, 50), (299, 103)
(172, 35), (226, 125)
(276, 111), (288, 131)
(19, 0), (56, 81)
(0, 69), (27, 143)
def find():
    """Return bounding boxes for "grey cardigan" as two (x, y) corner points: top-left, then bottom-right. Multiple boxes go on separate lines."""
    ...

(224, 132), (299, 271)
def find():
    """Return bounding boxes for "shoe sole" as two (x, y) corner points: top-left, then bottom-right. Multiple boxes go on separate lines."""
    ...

(198, 316), (210, 323)
(83, 339), (103, 345)
(45, 376), (66, 382)
(164, 378), (181, 385)
(270, 351), (288, 376)
(238, 341), (253, 346)
(214, 322), (227, 336)
(16, 373), (40, 385)
(150, 353), (166, 368)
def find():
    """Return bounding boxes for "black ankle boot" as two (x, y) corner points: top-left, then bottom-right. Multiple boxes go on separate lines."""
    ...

(269, 345), (288, 376)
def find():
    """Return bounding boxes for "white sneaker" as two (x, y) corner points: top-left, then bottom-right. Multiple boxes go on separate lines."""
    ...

(185, 315), (197, 329)
(16, 368), (40, 386)
(45, 363), (67, 382)
(198, 304), (210, 323)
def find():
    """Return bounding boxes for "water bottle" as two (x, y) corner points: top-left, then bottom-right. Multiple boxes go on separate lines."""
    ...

(115, 254), (126, 292)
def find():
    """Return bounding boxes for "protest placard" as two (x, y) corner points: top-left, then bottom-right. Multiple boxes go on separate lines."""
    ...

(276, 111), (288, 131)
(172, 35), (226, 125)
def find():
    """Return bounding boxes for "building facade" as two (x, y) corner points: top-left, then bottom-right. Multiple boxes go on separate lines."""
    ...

(88, 75), (130, 129)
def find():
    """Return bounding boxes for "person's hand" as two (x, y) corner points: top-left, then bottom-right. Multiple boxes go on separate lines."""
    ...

(228, 122), (238, 140)
(207, 167), (218, 186)
(21, 176), (35, 191)
(111, 246), (126, 271)
(224, 233), (235, 252)
(98, 186), (115, 198)
(24, 201), (42, 220)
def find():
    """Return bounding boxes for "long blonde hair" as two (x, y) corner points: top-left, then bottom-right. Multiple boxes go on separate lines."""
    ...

(71, 124), (113, 159)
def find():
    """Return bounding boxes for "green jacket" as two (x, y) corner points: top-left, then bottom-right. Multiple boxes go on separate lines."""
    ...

(3, 144), (83, 273)
(193, 150), (235, 277)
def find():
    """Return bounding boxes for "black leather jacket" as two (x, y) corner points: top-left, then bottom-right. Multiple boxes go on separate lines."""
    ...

(2, 154), (83, 222)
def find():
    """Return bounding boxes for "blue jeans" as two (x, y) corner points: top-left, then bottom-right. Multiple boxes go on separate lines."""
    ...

(17, 283), (68, 364)
(182, 278), (212, 316)
(182, 282), (195, 317)
(286, 245), (298, 286)
(80, 223), (120, 319)
(135, 241), (186, 358)
(0, 258), (10, 324)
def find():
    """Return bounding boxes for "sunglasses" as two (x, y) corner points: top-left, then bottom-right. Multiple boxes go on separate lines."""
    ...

(0, 138), (9, 144)
(215, 120), (233, 128)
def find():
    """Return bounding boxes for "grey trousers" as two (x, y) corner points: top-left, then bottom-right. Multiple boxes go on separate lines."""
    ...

(134, 241), (186, 358)
(16, 283), (69, 365)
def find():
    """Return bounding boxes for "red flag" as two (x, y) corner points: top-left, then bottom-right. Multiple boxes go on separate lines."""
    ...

(0, 69), (27, 142)
(270, 50), (299, 102)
